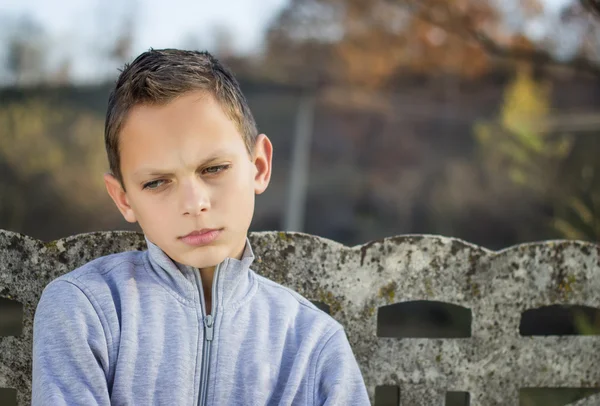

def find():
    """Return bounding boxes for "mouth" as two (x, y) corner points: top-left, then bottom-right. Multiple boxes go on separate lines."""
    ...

(179, 228), (223, 246)
(181, 228), (221, 238)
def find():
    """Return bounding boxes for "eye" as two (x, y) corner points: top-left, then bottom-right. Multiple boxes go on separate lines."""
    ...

(142, 179), (165, 190)
(203, 164), (231, 175)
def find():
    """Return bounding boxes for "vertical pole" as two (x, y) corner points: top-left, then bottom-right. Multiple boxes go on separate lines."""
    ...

(284, 91), (316, 232)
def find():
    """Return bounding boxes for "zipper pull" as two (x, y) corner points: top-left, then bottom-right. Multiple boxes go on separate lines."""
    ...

(204, 314), (214, 341)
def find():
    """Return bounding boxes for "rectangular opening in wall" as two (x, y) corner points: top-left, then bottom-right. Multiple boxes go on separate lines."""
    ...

(0, 388), (17, 406)
(375, 385), (400, 406)
(0, 298), (23, 337)
(446, 391), (470, 406)
(519, 388), (600, 406)
(520, 305), (600, 336)
(377, 300), (471, 338)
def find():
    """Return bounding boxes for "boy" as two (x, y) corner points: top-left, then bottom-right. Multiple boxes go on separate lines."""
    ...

(31, 49), (370, 405)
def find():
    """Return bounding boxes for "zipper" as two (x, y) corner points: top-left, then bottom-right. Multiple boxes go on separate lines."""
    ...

(197, 262), (221, 406)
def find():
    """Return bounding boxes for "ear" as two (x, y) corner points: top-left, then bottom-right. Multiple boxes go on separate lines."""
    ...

(252, 134), (273, 195)
(103, 173), (137, 223)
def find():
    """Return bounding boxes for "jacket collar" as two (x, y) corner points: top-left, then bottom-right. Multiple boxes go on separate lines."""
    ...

(143, 236), (256, 310)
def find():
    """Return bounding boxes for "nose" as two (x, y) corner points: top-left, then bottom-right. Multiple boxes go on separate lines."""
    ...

(180, 178), (211, 216)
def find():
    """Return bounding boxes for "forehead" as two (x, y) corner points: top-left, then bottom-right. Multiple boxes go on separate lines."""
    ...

(119, 92), (246, 174)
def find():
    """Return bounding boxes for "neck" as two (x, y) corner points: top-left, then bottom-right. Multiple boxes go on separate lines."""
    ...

(200, 266), (215, 314)
(197, 239), (247, 314)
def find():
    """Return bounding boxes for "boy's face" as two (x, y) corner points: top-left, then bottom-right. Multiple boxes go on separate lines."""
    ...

(104, 91), (272, 270)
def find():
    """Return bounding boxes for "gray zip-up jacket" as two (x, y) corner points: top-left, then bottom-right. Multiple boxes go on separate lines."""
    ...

(32, 237), (370, 405)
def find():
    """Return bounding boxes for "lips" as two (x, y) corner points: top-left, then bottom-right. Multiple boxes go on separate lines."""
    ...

(181, 229), (219, 238)
(179, 229), (222, 246)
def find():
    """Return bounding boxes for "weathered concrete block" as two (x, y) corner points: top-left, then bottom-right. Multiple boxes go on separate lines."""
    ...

(1, 229), (599, 405)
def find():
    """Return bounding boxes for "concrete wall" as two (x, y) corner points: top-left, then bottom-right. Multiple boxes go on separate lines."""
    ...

(1, 229), (599, 405)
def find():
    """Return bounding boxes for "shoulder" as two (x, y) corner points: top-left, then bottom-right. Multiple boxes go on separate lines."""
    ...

(252, 270), (342, 331)
(45, 250), (147, 299)
(66, 249), (146, 278)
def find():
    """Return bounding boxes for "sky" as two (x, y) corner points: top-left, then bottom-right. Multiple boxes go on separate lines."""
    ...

(0, 0), (585, 84)
(0, 0), (289, 51)
(0, 0), (289, 83)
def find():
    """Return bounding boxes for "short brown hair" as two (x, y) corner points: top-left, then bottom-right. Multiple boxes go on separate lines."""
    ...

(105, 49), (258, 188)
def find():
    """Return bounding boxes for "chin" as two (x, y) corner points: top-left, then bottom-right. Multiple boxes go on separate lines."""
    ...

(178, 244), (229, 269)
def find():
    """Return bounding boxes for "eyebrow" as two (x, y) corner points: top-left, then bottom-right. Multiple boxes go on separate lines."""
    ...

(132, 152), (230, 179)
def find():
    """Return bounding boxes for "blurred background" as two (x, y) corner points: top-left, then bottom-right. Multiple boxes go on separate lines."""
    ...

(1, 2), (600, 405)
(1, 0), (600, 250)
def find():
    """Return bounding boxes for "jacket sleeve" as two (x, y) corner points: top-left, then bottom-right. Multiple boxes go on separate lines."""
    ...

(32, 279), (111, 406)
(314, 327), (371, 406)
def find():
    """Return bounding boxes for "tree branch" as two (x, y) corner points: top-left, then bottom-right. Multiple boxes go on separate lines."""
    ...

(393, 0), (600, 77)
(467, 28), (600, 77)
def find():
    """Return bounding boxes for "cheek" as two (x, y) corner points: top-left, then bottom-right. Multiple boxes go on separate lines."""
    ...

(131, 194), (171, 222)
(219, 171), (255, 215)
(221, 167), (254, 198)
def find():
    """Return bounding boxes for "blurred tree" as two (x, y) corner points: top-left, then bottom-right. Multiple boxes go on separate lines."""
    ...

(552, 138), (600, 240)
(474, 65), (599, 241)
(94, 0), (137, 79)
(48, 59), (73, 86)
(4, 16), (47, 86)
(0, 101), (67, 178)
(263, 0), (339, 85)
(475, 65), (571, 191)
(211, 24), (236, 59)
(0, 99), (114, 238)
(264, 0), (501, 87)
(264, 0), (600, 90)
(110, 19), (134, 64)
